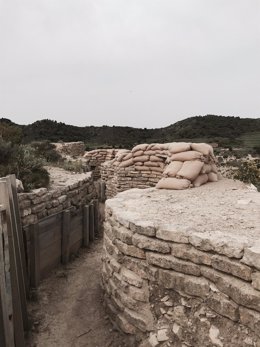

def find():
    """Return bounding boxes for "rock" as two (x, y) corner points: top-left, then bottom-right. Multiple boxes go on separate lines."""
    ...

(252, 272), (260, 291)
(242, 242), (260, 271)
(157, 328), (169, 342)
(209, 325), (223, 347)
(16, 179), (24, 192)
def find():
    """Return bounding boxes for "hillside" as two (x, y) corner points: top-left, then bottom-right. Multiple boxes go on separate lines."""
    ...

(1, 115), (259, 149)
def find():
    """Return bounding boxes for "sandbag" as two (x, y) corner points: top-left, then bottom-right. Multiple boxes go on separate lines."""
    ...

(193, 174), (208, 187)
(176, 160), (204, 181)
(144, 150), (157, 156)
(119, 158), (134, 167)
(211, 163), (218, 174)
(144, 161), (160, 167)
(156, 177), (191, 190)
(133, 150), (144, 157)
(122, 153), (133, 161)
(150, 155), (163, 162)
(133, 155), (149, 162)
(191, 143), (214, 156)
(208, 172), (218, 182)
(201, 163), (212, 174)
(150, 167), (163, 173)
(150, 144), (161, 150)
(132, 144), (149, 152)
(168, 142), (191, 154)
(158, 162), (165, 169)
(135, 166), (150, 171)
(163, 161), (183, 177)
(134, 162), (143, 166)
(171, 151), (202, 162)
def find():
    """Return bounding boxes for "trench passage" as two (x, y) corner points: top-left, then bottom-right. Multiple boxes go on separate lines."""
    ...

(26, 239), (130, 347)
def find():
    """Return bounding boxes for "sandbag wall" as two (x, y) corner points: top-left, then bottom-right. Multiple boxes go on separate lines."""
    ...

(101, 142), (219, 198)
(84, 149), (119, 180)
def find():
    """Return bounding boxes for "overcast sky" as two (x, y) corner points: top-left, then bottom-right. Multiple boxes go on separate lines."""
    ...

(0, 0), (259, 128)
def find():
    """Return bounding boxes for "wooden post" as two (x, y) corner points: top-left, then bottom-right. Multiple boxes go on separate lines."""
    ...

(0, 209), (15, 346)
(9, 175), (29, 298)
(83, 205), (90, 247)
(62, 210), (71, 264)
(100, 181), (106, 202)
(89, 202), (95, 242)
(93, 199), (99, 237)
(0, 180), (25, 347)
(29, 223), (40, 288)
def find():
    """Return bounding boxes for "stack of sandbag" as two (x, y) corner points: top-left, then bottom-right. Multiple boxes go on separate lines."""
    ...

(156, 142), (218, 190)
(112, 143), (169, 175)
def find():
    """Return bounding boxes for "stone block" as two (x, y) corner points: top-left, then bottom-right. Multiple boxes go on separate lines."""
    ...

(116, 314), (137, 334)
(128, 282), (149, 302)
(31, 202), (46, 213)
(211, 254), (252, 281)
(252, 272), (260, 291)
(103, 234), (123, 262)
(159, 269), (210, 298)
(239, 306), (260, 337)
(146, 252), (201, 276)
(242, 243), (260, 271)
(129, 220), (156, 237)
(22, 214), (37, 226)
(171, 243), (212, 266)
(132, 234), (170, 254)
(114, 239), (146, 259)
(114, 225), (133, 245)
(156, 224), (190, 243)
(205, 292), (239, 321)
(201, 266), (260, 313)
(121, 267), (143, 288)
(58, 195), (67, 204)
(124, 307), (155, 332)
(122, 256), (158, 280)
(189, 231), (247, 259)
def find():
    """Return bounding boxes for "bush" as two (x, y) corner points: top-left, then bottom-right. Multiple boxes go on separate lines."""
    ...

(30, 141), (62, 163)
(0, 142), (50, 191)
(234, 160), (260, 191)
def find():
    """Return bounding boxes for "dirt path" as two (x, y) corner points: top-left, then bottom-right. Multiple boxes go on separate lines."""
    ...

(26, 239), (130, 347)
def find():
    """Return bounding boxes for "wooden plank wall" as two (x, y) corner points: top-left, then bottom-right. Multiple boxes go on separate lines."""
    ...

(23, 201), (98, 287)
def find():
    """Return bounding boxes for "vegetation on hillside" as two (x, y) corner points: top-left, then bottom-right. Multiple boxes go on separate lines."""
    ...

(1, 115), (259, 149)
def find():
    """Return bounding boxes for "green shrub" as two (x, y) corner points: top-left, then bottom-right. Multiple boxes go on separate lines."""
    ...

(30, 141), (62, 163)
(234, 160), (260, 191)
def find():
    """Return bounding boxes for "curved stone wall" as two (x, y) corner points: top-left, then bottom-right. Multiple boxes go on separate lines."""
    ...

(101, 180), (260, 347)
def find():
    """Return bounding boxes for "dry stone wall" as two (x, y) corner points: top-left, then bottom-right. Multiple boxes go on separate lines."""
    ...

(84, 149), (119, 180)
(102, 181), (260, 347)
(18, 173), (95, 226)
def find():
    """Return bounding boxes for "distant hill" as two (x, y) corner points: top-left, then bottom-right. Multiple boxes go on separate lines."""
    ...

(1, 115), (259, 149)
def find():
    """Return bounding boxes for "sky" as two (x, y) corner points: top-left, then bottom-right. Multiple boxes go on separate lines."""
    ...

(0, 0), (259, 128)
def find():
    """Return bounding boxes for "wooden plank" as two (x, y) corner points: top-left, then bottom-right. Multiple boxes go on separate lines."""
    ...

(89, 202), (95, 242)
(29, 223), (40, 288)
(0, 211), (15, 346)
(9, 175), (29, 299)
(93, 199), (99, 237)
(83, 205), (90, 247)
(61, 210), (70, 264)
(0, 181), (25, 347)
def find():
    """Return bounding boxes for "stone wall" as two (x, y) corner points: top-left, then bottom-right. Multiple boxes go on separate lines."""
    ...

(84, 149), (119, 180)
(54, 141), (86, 157)
(101, 181), (260, 347)
(18, 172), (95, 226)
(101, 161), (162, 199)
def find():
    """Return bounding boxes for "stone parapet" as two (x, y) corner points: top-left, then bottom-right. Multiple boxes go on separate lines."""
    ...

(18, 172), (95, 226)
(101, 180), (260, 346)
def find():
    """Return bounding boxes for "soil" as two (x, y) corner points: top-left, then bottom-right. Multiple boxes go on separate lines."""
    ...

(26, 240), (130, 347)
